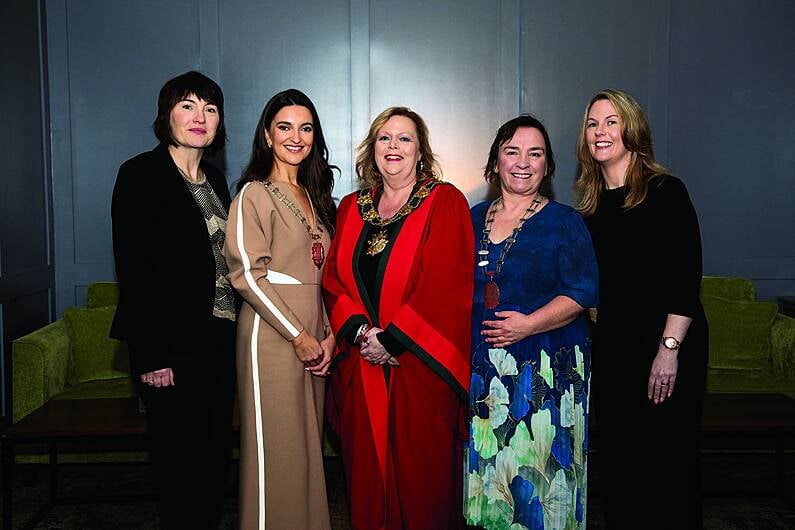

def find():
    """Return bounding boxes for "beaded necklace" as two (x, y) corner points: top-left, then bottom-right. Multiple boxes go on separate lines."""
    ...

(478, 195), (544, 309)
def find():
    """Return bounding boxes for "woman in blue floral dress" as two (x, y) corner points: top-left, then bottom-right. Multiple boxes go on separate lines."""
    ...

(465, 115), (598, 530)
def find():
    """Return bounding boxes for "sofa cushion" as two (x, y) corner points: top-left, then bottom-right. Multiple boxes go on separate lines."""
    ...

(64, 306), (130, 384)
(87, 282), (120, 308)
(771, 314), (795, 378)
(702, 294), (778, 370)
(701, 276), (755, 302)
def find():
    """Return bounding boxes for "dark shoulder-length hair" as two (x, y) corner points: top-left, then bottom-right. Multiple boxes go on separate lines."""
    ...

(238, 89), (337, 234)
(574, 88), (669, 216)
(355, 107), (440, 187)
(484, 114), (556, 192)
(152, 70), (226, 155)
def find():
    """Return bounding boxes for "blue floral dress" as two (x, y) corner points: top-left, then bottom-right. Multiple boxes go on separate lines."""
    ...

(465, 200), (598, 530)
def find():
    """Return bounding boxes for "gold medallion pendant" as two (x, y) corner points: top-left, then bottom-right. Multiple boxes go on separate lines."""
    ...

(366, 229), (389, 256)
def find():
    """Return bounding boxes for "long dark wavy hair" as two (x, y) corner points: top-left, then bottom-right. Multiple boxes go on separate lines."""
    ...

(238, 89), (337, 233)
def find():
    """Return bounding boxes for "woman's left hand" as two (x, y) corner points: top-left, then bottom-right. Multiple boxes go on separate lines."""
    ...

(648, 349), (678, 405)
(307, 332), (335, 377)
(481, 311), (532, 348)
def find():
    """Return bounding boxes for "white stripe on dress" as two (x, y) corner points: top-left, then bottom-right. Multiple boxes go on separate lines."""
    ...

(235, 182), (300, 337)
(250, 315), (266, 530)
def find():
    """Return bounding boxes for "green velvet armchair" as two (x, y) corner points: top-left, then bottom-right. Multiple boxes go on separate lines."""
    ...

(702, 276), (795, 397)
(12, 282), (135, 424)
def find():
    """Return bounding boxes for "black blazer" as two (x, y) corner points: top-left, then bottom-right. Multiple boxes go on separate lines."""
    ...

(110, 143), (232, 375)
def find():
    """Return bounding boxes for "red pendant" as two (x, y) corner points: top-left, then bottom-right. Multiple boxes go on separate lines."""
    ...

(484, 280), (500, 309)
(312, 241), (325, 269)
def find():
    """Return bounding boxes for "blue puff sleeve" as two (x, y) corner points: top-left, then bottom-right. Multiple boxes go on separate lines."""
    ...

(556, 208), (599, 309)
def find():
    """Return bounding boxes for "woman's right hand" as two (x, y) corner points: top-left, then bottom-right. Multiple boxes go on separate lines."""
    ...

(291, 329), (323, 367)
(140, 367), (175, 388)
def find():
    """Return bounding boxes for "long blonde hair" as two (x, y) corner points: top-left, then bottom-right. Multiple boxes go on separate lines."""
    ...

(355, 107), (440, 187)
(575, 89), (669, 216)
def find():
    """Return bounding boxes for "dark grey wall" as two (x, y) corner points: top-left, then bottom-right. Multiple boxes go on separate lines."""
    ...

(42, 0), (794, 317)
(0, 0), (53, 419)
(666, 0), (795, 300)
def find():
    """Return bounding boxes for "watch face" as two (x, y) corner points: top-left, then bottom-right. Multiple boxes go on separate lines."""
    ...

(663, 337), (679, 349)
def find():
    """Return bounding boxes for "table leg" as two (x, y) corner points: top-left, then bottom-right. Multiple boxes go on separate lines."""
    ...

(49, 441), (58, 503)
(775, 435), (783, 500)
(2, 438), (13, 530)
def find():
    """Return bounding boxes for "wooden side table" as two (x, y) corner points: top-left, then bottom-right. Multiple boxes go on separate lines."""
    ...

(1, 397), (148, 529)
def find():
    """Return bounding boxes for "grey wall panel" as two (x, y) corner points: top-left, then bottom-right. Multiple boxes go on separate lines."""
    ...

(1, 0), (49, 276)
(66, 0), (203, 265)
(369, 0), (519, 204)
(668, 0), (795, 299)
(521, 0), (670, 206)
(42, 0), (794, 318)
(218, 0), (352, 197)
(48, 0), (209, 314)
(1, 0), (52, 419)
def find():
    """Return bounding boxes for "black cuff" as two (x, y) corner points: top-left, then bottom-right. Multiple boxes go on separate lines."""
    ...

(339, 315), (369, 346)
(377, 330), (405, 357)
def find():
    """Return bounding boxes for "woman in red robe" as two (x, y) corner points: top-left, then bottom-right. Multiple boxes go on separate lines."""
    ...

(322, 107), (473, 530)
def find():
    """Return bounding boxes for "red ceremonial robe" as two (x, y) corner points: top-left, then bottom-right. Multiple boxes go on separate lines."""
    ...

(322, 181), (473, 530)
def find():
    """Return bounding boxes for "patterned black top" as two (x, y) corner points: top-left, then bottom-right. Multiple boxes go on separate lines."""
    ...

(183, 177), (236, 321)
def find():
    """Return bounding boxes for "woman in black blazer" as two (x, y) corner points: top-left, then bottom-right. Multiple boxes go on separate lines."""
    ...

(110, 71), (236, 529)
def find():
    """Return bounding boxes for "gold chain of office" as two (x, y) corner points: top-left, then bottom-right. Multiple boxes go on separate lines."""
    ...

(356, 178), (441, 227)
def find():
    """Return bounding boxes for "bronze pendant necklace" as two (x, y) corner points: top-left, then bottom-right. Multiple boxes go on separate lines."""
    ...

(262, 181), (325, 269)
(479, 195), (544, 309)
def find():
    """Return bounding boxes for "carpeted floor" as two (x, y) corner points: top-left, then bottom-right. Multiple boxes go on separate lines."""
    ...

(4, 452), (794, 529)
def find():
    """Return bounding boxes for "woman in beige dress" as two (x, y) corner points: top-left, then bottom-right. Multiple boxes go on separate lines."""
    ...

(225, 89), (336, 530)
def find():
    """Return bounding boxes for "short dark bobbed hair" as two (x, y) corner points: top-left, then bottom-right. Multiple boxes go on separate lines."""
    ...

(484, 114), (556, 188)
(152, 70), (226, 154)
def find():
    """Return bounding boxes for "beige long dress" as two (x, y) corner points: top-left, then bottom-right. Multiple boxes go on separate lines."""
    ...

(224, 180), (331, 530)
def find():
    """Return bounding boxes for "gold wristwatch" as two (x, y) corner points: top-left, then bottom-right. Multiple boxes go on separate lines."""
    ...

(660, 336), (681, 351)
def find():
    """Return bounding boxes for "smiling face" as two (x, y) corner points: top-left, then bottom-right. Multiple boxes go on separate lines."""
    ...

(496, 126), (548, 198)
(266, 105), (314, 168)
(168, 94), (219, 150)
(373, 115), (421, 184)
(585, 98), (632, 177)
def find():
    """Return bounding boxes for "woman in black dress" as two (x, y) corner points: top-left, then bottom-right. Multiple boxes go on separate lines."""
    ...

(575, 89), (708, 529)
(111, 71), (236, 528)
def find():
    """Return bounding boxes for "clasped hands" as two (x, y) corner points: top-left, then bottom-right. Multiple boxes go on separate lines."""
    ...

(359, 326), (400, 367)
(291, 329), (334, 377)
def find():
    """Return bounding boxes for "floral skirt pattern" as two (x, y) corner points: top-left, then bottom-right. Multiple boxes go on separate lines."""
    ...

(465, 310), (591, 530)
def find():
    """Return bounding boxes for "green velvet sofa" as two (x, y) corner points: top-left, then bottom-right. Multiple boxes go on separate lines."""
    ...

(11, 277), (795, 460)
(11, 282), (138, 462)
(10, 281), (337, 462)
(701, 276), (795, 397)
(12, 282), (133, 425)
